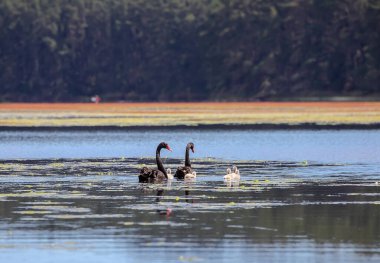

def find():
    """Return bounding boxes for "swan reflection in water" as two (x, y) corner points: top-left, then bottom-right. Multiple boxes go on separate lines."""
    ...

(155, 189), (172, 217)
(153, 189), (194, 216)
(184, 177), (195, 203)
(225, 179), (240, 188)
(150, 178), (195, 216)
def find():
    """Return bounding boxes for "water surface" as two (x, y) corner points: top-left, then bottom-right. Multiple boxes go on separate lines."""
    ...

(0, 129), (379, 262)
(1, 129), (380, 163)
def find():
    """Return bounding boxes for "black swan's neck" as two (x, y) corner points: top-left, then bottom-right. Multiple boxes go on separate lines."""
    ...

(185, 146), (191, 167)
(156, 147), (167, 177)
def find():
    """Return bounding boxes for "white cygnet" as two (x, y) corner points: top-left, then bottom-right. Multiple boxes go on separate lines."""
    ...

(185, 171), (196, 180)
(224, 168), (233, 181)
(166, 168), (174, 180)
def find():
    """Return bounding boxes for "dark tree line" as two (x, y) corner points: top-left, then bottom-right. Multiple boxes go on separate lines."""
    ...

(0, 0), (379, 102)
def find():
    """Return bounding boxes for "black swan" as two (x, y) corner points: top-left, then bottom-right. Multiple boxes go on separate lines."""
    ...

(175, 142), (195, 179)
(139, 142), (172, 183)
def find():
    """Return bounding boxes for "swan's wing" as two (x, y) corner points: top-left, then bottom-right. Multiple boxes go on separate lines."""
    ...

(150, 170), (166, 180)
(139, 167), (153, 182)
(139, 168), (166, 182)
(175, 166), (192, 179)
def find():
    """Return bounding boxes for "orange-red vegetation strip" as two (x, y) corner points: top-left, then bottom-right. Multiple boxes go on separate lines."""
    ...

(0, 102), (379, 127)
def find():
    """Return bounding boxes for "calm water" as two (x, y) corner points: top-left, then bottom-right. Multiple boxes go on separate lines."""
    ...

(0, 129), (380, 163)
(0, 129), (379, 262)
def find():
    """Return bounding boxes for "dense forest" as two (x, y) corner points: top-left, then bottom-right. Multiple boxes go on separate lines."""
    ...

(0, 0), (379, 102)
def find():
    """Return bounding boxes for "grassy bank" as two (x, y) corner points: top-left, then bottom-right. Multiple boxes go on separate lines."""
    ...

(0, 102), (380, 128)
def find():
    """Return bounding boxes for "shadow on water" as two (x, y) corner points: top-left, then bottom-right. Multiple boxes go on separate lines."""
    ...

(0, 157), (379, 262)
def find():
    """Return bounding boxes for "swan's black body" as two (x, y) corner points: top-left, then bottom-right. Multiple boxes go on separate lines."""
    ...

(175, 142), (194, 179)
(139, 142), (171, 183)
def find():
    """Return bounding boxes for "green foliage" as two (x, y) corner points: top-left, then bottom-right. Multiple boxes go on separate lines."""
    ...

(0, 0), (379, 101)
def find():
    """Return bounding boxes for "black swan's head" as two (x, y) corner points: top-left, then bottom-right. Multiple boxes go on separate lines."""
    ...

(187, 142), (195, 153)
(158, 142), (172, 152)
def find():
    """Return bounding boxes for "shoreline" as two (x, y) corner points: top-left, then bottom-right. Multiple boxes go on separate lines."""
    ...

(1, 123), (380, 131)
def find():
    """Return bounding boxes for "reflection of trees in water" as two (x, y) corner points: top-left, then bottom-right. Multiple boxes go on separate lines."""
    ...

(135, 183), (380, 246)
(1, 172), (379, 248)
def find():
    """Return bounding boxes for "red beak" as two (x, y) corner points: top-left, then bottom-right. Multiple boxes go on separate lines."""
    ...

(191, 148), (194, 153)
(166, 145), (172, 152)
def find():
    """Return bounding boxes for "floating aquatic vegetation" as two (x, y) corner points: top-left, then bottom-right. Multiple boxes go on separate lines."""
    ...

(45, 214), (128, 220)
(14, 210), (52, 215)
(1, 102), (380, 127)
(0, 155), (378, 258)
(19, 205), (91, 214)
